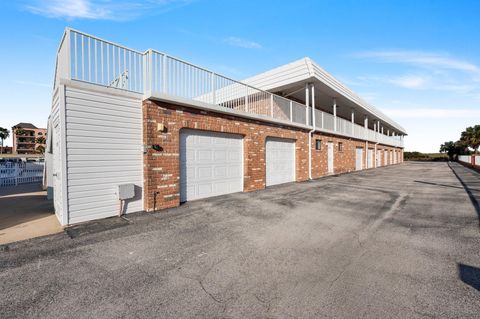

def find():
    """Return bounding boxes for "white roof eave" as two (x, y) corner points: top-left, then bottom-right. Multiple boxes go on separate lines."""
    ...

(243, 57), (407, 135)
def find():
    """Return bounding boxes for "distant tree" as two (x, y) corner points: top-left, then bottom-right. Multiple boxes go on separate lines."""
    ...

(36, 136), (46, 144)
(36, 145), (45, 154)
(440, 140), (470, 160)
(439, 141), (457, 160)
(0, 127), (10, 154)
(461, 125), (480, 154)
(15, 128), (26, 136)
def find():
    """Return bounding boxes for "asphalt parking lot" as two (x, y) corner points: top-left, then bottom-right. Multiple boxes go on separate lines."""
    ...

(1, 162), (479, 318)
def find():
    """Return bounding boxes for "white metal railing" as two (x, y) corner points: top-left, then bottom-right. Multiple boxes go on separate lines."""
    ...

(0, 162), (44, 187)
(54, 28), (404, 148)
(458, 155), (471, 164)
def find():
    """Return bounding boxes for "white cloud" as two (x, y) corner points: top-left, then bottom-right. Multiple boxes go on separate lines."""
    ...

(224, 36), (262, 49)
(382, 108), (480, 119)
(13, 80), (52, 88)
(353, 50), (480, 74)
(389, 74), (430, 89)
(23, 0), (192, 21)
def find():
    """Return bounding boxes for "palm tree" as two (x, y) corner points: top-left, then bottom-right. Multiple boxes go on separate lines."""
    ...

(36, 136), (46, 144)
(0, 127), (10, 154)
(461, 125), (480, 154)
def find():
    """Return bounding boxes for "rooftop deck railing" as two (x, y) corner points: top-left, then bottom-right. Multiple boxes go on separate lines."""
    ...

(54, 29), (404, 148)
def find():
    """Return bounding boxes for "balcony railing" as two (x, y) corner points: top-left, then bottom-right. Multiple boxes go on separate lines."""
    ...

(54, 28), (404, 148)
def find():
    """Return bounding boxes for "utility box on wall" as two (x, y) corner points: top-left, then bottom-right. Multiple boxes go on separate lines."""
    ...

(117, 184), (135, 200)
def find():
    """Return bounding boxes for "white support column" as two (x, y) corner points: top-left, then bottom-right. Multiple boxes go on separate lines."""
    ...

(387, 129), (390, 136)
(333, 98), (337, 132)
(311, 84), (315, 129)
(305, 83), (310, 126)
(364, 115), (368, 140)
(381, 126), (384, 135)
(351, 109), (355, 135)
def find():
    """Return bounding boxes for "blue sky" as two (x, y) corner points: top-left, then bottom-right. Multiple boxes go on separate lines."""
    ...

(1, 0), (479, 152)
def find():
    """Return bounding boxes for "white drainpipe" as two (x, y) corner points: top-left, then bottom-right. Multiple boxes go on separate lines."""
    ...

(308, 83), (315, 180)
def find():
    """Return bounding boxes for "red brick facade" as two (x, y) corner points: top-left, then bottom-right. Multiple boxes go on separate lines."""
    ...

(143, 99), (404, 212)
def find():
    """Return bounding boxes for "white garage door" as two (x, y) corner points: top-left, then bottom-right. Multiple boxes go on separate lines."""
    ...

(266, 137), (296, 186)
(180, 129), (243, 202)
(355, 147), (363, 171)
(368, 149), (374, 168)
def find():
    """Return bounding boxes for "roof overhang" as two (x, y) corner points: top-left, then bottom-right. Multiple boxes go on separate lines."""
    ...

(243, 58), (407, 135)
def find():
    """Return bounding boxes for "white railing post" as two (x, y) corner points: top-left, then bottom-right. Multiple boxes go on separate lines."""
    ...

(147, 49), (153, 95)
(245, 86), (249, 112)
(65, 29), (72, 80)
(333, 98), (337, 132)
(211, 72), (216, 104)
(270, 94), (274, 117)
(290, 101), (293, 121)
(321, 111), (324, 129)
(162, 54), (167, 94)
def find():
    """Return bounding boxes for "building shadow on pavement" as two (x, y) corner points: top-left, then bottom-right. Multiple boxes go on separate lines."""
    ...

(448, 162), (480, 227)
(0, 183), (62, 245)
(458, 263), (480, 291)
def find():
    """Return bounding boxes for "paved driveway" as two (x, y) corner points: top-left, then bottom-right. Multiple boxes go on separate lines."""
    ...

(0, 184), (62, 245)
(1, 162), (479, 318)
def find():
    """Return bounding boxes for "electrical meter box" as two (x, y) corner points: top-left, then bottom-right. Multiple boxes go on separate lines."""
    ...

(117, 184), (135, 200)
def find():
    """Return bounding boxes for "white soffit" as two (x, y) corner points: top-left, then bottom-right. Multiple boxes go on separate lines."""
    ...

(243, 57), (407, 135)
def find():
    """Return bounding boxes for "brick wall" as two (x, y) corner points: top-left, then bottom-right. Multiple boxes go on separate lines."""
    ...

(311, 133), (367, 177)
(143, 99), (309, 211)
(143, 99), (404, 212)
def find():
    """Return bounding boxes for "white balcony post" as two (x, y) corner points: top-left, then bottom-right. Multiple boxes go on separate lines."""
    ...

(289, 101), (293, 121)
(311, 84), (315, 129)
(270, 94), (274, 117)
(211, 72), (216, 104)
(351, 109), (355, 135)
(305, 83), (310, 125)
(381, 126), (384, 135)
(364, 115), (368, 139)
(245, 86), (249, 112)
(148, 49), (153, 95)
(65, 29), (71, 80)
(333, 98), (337, 131)
(387, 129), (390, 136)
(162, 54), (167, 94)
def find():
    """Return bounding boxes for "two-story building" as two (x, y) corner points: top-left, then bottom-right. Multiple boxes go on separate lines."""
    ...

(46, 28), (406, 226)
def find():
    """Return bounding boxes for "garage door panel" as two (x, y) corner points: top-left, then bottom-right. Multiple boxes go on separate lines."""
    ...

(214, 150), (227, 161)
(180, 130), (243, 201)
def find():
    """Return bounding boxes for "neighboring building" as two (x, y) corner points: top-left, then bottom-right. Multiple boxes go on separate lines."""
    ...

(12, 123), (47, 154)
(46, 28), (406, 226)
(0, 146), (13, 154)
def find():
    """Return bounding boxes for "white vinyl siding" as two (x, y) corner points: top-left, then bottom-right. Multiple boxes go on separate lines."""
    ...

(180, 129), (244, 201)
(266, 138), (296, 186)
(64, 86), (143, 224)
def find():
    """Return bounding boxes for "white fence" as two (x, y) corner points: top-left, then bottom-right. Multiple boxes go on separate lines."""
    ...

(54, 28), (404, 148)
(458, 155), (480, 166)
(0, 162), (44, 187)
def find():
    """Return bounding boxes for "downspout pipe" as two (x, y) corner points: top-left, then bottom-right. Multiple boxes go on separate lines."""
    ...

(308, 83), (315, 180)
